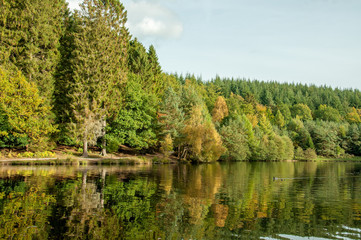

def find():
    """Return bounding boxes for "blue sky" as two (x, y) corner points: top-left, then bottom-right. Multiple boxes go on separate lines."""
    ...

(67, 0), (361, 90)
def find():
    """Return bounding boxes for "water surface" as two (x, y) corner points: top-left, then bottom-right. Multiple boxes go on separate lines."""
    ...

(0, 162), (360, 239)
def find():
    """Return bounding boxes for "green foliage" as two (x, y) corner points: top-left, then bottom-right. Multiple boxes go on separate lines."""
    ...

(287, 117), (314, 150)
(226, 93), (254, 117)
(66, 0), (128, 156)
(104, 135), (121, 153)
(259, 114), (274, 137)
(0, 184), (55, 239)
(274, 110), (285, 128)
(291, 104), (313, 120)
(219, 118), (250, 161)
(255, 134), (293, 161)
(282, 135), (295, 160)
(295, 147), (304, 160)
(314, 104), (342, 122)
(16, 151), (55, 158)
(0, 67), (56, 150)
(104, 178), (160, 239)
(0, 0), (68, 103)
(303, 148), (317, 160)
(209, 77), (361, 113)
(108, 74), (158, 150)
(278, 104), (292, 123)
(2, 0), (361, 160)
(305, 121), (340, 157)
(0, 111), (29, 148)
(158, 87), (185, 149)
(160, 134), (174, 157)
(346, 124), (361, 155)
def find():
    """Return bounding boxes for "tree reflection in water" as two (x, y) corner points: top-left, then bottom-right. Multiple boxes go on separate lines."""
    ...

(0, 162), (360, 239)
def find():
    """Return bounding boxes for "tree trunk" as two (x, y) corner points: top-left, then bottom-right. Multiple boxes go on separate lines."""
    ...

(101, 117), (106, 156)
(100, 169), (106, 208)
(83, 138), (88, 158)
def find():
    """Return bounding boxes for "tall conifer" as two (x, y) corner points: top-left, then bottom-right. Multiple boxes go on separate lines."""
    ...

(0, 0), (68, 102)
(68, 0), (128, 157)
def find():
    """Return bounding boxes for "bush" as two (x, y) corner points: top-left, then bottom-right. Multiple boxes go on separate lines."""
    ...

(160, 134), (173, 157)
(106, 135), (121, 153)
(295, 147), (304, 160)
(17, 152), (34, 158)
(303, 148), (317, 160)
(34, 151), (56, 158)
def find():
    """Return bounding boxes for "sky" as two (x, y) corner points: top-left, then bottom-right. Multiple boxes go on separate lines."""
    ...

(67, 0), (361, 90)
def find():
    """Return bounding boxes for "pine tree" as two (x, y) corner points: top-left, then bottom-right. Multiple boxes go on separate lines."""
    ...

(0, 0), (68, 102)
(68, 0), (128, 157)
(158, 87), (185, 149)
(147, 45), (162, 77)
(274, 110), (285, 128)
(259, 114), (274, 138)
(219, 118), (250, 161)
(53, 10), (78, 145)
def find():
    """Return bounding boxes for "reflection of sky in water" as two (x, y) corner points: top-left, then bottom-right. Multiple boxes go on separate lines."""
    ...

(262, 225), (361, 239)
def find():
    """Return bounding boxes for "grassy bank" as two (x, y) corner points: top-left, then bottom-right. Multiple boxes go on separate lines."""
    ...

(0, 146), (174, 166)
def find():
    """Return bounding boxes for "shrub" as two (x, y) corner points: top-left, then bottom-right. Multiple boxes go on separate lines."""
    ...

(295, 147), (304, 160)
(303, 148), (317, 160)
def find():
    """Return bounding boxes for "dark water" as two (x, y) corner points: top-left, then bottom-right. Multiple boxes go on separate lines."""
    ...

(0, 162), (360, 239)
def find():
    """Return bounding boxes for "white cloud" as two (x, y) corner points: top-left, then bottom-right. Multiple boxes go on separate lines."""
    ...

(66, 0), (81, 10)
(126, 1), (183, 39)
(66, 0), (183, 39)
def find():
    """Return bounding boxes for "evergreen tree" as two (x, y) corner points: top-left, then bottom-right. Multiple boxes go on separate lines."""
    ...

(274, 110), (285, 128)
(158, 87), (185, 151)
(147, 45), (162, 77)
(53, 10), (78, 145)
(259, 114), (274, 138)
(0, 0), (68, 102)
(219, 118), (250, 161)
(67, 0), (128, 157)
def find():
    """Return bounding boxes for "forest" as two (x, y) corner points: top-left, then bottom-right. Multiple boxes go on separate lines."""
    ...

(1, 0), (361, 162)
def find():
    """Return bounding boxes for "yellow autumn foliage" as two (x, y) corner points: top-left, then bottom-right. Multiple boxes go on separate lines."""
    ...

(183, 105), (225, 162)
(0, 67), (56, 150)
(212, 96), (229, 123)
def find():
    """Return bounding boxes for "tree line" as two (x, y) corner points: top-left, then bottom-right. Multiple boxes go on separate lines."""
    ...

(1, 0), (361, 161)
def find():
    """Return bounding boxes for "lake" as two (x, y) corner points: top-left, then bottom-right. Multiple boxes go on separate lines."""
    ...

(0, 162), (360, 239)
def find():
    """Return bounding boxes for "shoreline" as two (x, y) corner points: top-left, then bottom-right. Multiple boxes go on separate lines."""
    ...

(1, 146), (361, 165)
(1, 156), (361, 165)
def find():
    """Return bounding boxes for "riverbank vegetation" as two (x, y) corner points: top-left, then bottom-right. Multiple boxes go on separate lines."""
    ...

(1, 0), (361, 162)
